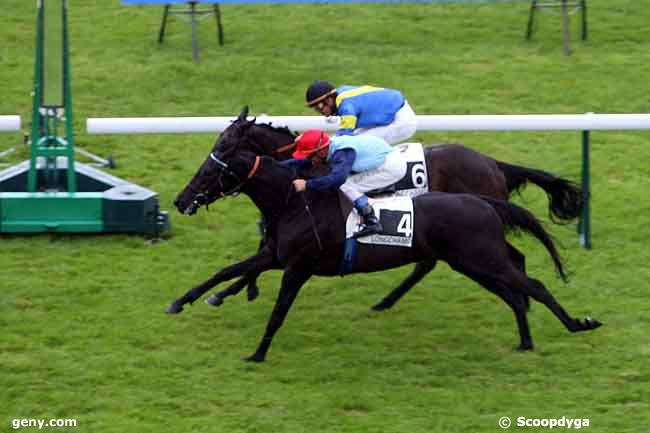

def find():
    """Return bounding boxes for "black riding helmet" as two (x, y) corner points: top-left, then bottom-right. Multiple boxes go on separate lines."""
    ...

(305, 80), (336, 107)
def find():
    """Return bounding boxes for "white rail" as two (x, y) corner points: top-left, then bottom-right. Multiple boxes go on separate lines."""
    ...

(0, 115), (21, 132)
(86, 113), (650, 134)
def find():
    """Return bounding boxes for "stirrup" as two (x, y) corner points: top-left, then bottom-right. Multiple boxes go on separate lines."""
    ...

(352, 222), (383, 239)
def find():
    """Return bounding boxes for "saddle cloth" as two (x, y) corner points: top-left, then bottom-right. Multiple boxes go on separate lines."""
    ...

(344, 196), (414, 247)
(366, 142), (428, 198)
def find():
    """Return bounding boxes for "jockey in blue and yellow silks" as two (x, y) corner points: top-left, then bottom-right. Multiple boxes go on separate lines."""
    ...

(305, 80), (417, 145)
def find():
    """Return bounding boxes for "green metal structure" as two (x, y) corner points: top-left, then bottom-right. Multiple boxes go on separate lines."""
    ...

(0, 0), (169, 234)
(29, 0), (75, 194)
(579, 130), (591, 249)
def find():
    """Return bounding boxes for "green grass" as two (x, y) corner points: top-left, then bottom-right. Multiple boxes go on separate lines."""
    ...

(2, 1), (650, 432)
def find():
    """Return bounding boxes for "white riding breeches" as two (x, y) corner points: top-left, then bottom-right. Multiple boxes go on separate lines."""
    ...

(339, 149), (408, 203)
(353, 100), (417, 145)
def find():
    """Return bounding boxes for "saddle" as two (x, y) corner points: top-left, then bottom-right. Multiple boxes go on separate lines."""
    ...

(367, 142), (428, 198)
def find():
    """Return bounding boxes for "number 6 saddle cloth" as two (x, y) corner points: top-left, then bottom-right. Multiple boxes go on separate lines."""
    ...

(366, 142), (429, 198)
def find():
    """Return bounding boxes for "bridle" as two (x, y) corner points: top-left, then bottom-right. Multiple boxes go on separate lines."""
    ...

(183, 152), (260, 215)
(275, 141), (296, 154)
(210, 152), (260, 197)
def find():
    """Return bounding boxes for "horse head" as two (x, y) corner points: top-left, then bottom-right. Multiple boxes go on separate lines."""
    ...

(174, 142), (295, 216)
(174, 152), (227, 215)
(174, 150), (251, 216)
(175, 105), (300, 215)
(174, 107), (253, 214)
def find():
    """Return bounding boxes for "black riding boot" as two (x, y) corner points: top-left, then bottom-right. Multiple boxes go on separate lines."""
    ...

(354, 204), (383, 238)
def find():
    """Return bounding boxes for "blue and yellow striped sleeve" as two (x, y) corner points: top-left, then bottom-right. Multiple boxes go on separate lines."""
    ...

(336, 103), (358, 136)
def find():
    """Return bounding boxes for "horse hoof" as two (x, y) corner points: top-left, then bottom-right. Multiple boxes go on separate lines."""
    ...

(243, 353), (265, 363)
(584, 317), (602, 330)
(515, 343), (534, 352)
(166, 303), (183, 314)
(247, 286), (259, 302)
(370, 301), (391, 311)
(205, 295), (223, 307)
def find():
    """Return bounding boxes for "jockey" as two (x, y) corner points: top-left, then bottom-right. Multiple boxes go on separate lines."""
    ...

(286, 129), (407, 238)
(305, 80), (417, 145)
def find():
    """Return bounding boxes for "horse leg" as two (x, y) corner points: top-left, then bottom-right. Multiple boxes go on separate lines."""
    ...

(506, 243), (531, 312)
(203, 239), (277, 307)
(244, 268), (311, 363)
(469, 259), (601, 336)
(449, 261), (535, 351)
(517, 276), (602, 333)
(166, 249), (273, 314)
(213, 240), (265, 304)
(371, 259), (437, 311)
(246, 274), (260, 302)
(205, 274), (250, 307)
(508, 292), (533, 351)
(210, 273), (260, 304)
(445, 237), (563, 350)
(245, 233), (268, 302)
(456, 259), (599, 347)
(480, 277), (533, 351)
(205, 260), (278, 307)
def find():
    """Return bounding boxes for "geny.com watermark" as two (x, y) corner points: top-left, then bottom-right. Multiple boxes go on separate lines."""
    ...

(499, 416), (590, 429)
(12, 419), (77, 430)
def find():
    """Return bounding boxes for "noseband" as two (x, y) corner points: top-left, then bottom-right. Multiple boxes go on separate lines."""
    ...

(210, 152), (261, 197)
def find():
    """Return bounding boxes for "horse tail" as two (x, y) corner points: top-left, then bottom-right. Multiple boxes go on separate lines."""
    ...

(479, 196), (567, 282)
(495, 160), (584, 224)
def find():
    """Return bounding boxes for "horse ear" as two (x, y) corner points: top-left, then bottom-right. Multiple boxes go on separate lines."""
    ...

(238, 106), (249, 122)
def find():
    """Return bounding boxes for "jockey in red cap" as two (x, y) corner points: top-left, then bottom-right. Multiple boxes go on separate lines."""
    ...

(283, 129), (407, 238)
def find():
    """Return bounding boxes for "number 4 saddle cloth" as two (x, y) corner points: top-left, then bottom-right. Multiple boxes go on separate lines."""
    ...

(344, 196), (414, 247)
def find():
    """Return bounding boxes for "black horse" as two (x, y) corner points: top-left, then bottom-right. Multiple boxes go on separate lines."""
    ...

(185, 106), (585, 309)
(169, 146), (601, 362)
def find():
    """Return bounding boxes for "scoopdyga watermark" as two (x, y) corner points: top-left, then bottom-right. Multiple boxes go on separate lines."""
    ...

(499, 416), (590, 429)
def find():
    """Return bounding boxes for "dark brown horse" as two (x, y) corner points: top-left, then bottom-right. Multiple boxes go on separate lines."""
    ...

(187, 106), (583, 309)
(169, 146), (601, 362)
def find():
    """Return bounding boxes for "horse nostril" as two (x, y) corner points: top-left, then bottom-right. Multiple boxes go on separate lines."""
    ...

(185, 202), (198, 215)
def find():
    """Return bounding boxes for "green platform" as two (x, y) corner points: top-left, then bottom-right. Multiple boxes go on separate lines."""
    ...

(0, 192), (103, 233)
(0, 159), (169, 234)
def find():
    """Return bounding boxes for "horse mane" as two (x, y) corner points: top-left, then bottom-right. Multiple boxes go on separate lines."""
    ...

(253, 122), (297, 139)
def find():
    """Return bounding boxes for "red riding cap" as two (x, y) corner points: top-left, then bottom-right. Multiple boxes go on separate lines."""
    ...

(292, 129), (331, 159)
